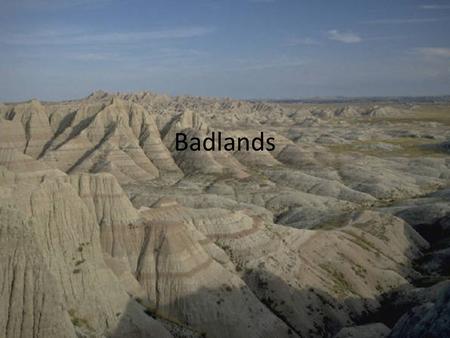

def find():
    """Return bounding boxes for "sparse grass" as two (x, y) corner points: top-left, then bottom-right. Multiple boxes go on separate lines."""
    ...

(342, 230), (376, 251)
(319, 263), (354, 295)
(75, 259), (85, 266)
(68, 309), (92, 329)
(144, 308), (155, 317)
(315, 214), (351, 230)
(375, 282), (384, 293)
(363, 221), (389, 242)
(135, 296), (187, 328)
(320, 104), (450, 158)
(327, 137), (445, 158)
(371, 105), (450, 126)
(382, 137), (446, 157)
(351, 264), (368, 279)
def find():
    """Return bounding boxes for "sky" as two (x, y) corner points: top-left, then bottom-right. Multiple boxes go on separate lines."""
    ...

(0, 0), (449, 101)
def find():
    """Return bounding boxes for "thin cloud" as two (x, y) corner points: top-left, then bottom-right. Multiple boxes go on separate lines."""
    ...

(420, 5), (450, 10)
(327, 30), (362, 43)
(285, 37), (320, 46)
(365, 35), (406, 41)
(223, 57), (306, 72)
(240, 59), (305, 71)
(248, 0), (276, 3)
(66, 52), (121, 61)
(362, 17), (442, 24)
(10, 45), (208, 64)
(415, 47), (450, 58)
(3, 0), (113, 9)
(0, 27), (214, 46)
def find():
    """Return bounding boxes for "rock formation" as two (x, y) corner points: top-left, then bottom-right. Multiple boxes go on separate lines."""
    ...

(1, 91), (449, 337)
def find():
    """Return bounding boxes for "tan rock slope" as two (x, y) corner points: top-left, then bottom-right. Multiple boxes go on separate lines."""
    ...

(2, 97), (182, 184)
(138, 201), (428, 336)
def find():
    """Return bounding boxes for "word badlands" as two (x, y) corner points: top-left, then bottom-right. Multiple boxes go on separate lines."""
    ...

(176, 131), (275, 152)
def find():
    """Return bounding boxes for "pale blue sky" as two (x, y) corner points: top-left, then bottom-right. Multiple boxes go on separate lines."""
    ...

(1, 0), (449, 101)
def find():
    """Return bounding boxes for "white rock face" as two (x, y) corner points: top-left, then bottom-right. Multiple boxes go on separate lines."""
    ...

(0, 205), (76, 338)
(0, 167), (172, 338)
